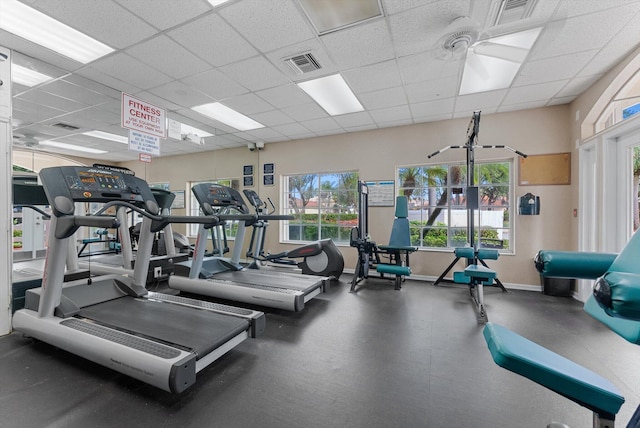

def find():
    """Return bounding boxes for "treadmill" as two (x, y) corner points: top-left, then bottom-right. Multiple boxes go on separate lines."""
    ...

(170, 183), (328, 311)
(12, 166), (265, 393)
(78, 187), (189, 283)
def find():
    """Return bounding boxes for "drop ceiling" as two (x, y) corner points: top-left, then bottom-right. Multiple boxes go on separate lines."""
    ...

(3, 0), (640, 161)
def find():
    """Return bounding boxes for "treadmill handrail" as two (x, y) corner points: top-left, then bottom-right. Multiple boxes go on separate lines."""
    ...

(92, 200), (221, 233)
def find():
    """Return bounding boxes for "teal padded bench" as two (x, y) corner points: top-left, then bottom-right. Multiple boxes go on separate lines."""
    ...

(351, 194), (417, 292)
(484, 322), (624, 426)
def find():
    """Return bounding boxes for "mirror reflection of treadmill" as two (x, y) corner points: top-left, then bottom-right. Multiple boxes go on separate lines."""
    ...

(12, 166), (265, 393)
(169, 183), (329, 312)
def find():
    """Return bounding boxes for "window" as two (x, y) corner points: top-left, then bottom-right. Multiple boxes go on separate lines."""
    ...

(282, 171), (359, 244)
(398, 161), (513, 251)
(186, 178), (240, 238)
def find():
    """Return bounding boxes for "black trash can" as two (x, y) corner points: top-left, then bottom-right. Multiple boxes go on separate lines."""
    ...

(540, 276), (574, 297)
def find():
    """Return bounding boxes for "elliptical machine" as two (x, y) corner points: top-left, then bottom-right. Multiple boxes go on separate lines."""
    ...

(242, 189), (344, 280)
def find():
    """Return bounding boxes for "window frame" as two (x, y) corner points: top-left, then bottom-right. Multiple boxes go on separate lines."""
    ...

(281, 170), (359, 245)
(397, 159), (514, 253)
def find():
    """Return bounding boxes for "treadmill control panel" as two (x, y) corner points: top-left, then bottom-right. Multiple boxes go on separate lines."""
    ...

(192, 183), (249, 215)
(40, 166), (157, 217)
(242, 189), (264, 210)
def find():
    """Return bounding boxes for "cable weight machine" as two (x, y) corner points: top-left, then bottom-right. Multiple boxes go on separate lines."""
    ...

(428, 111), (527, 322)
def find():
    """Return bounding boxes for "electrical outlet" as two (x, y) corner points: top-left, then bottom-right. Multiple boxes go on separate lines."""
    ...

(153, 266), (162, 278)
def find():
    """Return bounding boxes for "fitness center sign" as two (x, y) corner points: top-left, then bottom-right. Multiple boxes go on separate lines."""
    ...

(121, 93), (166, 138)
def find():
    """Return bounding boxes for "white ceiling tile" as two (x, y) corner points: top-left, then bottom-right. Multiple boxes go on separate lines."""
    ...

(320, 19), (395, 69)
(344, 123), (378, 133)
(181, 69), (249, 101)
(548, 96), (577, 106)
(222, 93), (276, 116)
(388, 0), (471, 57)
(255, 84), (312, 109)
(251, 110), (295, 127)
(333, 111), (375, 128)
(16, 90), (88, 113)
(405, 77), (459, 103)
(115, 0), (211, 30)
(497, 100), (548, 113)
(377, 118), (414, 128)
(455, 90), (507, 113)
(31, 0), (156, 49)
(60, 75), (121, 100)
(168, 13), (258, 67)
(281, 103), (328, 122)
(369, 105), (412, 123)
(410, 98), (455, 120)
(397, 52), (463, 85)
(556, 75), (602, 98)
(244, 127), (285, 140)
(358, 86), (407, 110)
(382, 0), (441, 15)
(219, 56), (290, 91)
(553, 0), (640, 19)
(502, 81), (568, 106)
(272, 122), (311, 136)
(530, 5), (640, 61)
(37, 79), (115, 106)
(514, 50), (598, 87)
(148, 81), (214, 108)
(87, 53), (173, 90)
(343, 60), (403, 93)
(220, 0), (316, 52)
(135, 91), (182, 111)
(126, 35), (211, 80)
(299, 117), (341, 133)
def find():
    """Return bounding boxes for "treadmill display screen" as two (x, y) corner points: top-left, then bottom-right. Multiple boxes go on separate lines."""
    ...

(68, 171), (127, 191)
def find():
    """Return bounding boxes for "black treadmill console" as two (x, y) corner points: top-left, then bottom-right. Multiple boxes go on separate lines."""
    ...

(191, 183), (249, 215)
(242, 189), (264, 210)
(39, 166), (158, 217)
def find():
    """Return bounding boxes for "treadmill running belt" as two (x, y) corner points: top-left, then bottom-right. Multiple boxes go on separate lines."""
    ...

(79, 297), (249, 359)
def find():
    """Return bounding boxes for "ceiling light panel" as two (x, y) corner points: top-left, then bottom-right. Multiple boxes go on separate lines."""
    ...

(82, 130), (128, 144)
(0, 0), (114, 63)
(298, 0), (383, 34)
(297, 74), (364, 116)
(191, 102), (265, 131)
(11, 64), (54, 87)
(40, 140), (107, 154)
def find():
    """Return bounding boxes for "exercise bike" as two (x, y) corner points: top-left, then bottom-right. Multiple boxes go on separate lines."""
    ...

(242, 189), (344, 280)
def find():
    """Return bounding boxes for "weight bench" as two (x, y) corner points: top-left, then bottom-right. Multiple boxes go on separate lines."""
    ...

(484, 322), (624, 427)
(464, 264), (496, 323)
(485, 229), (640, 427)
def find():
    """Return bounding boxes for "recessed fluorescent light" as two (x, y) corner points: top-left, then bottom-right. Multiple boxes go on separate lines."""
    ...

(297, 73), (364, 115)
(11, 64), (54, 87)
(40, 140), (107, 154)
(191, 103), (264, 131)
(459, 28), (541, 96)
(298, 0), (383, 34)
(207, 0), (232, 7)
(0, 0), (114, 63)
(82, 130), (128, 144)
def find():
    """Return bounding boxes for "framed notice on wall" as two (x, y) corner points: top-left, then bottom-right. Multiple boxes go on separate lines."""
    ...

(519, 152), (571, 185)
(365, 180), (396, 206)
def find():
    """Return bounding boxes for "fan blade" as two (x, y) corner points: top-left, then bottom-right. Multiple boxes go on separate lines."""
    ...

(472, 42), (528, 63)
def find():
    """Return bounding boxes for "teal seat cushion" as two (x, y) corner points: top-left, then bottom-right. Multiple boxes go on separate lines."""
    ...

(584, 295), (640, 344)
(483, 323), (624, 417)
(376, 264), (411, 276)
(534, 250), (617, 279)
(464, 264), (496, 280)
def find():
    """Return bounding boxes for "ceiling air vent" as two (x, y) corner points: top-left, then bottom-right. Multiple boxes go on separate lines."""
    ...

(51, 122), (80, 131)
(284, 53), (321, 74)
(492, 0), (538, 26)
